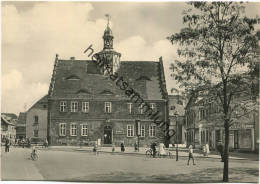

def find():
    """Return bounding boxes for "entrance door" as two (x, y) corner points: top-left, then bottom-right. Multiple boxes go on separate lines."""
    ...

(234, 130), (239, 149)
(104, 125), (112, 144)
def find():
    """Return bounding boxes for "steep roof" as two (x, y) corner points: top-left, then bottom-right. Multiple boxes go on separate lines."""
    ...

(1, 113), (18, 120)
(28, 95), (48, 111)
(1, 115), (15, 126)
(48, 59), (166, 100)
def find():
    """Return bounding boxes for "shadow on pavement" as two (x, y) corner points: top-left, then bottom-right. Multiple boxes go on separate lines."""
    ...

(69, 167), (258, 183)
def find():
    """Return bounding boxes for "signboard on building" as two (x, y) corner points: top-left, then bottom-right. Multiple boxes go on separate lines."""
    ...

(115, 130), (124, 134)
(230, 123), (254, 130)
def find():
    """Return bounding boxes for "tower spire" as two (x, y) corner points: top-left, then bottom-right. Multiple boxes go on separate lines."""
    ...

(105, 14), (110, 28)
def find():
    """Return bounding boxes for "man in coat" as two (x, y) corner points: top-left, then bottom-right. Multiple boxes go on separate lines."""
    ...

(217, 141), (224, 162)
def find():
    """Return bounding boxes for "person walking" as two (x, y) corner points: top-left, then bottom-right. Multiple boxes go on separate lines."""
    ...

(5, 138), (10, 152)
(187, 145), (196, 165)
(120, 143), (125, 152)
(134, 141), (138, 152)
(217, 141), (224, 162)
(45, 139), (48, 148)
(151, 142), (157, 158)
(22, 138), (25, 148)
(205, 143), (210, 157)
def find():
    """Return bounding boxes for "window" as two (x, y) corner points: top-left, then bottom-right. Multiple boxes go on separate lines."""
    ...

(140, 124), (145, 137)
(60, 101), (67, 112)
(127, 103), (132, 114)
(127, 125), (134, 137)
(150, 103), (156, 111)
(34, 116), (39, 124)
(104, 102), (112, 113)
(81, 124), (88, 136)
(71, 101), (78, 112)
(149, 125), (156, 137)
(139, 104), (144, 114)
(59, 123), (66, 136)
(70, 123), (77, 136)
(170, 106), (175, 110)
(82, 102), (89, 113)
(33, 130), (38, 137)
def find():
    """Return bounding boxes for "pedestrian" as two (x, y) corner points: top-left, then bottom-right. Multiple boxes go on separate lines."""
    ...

(159, 143), (166, 157)
(151, 142), (157, 158)
(134, 141), (138, 152)
(5, 138), (10, 152)
(22, 138), (25, 148)
(112, 143), (115, 153)
(216, 141), (224, 162)
(202, 145), (206, 156)
(45, 139), (48, 148)
(187, 145), (196, 165)
(121, 142), (125, 152)
(205, 143), (210, 157)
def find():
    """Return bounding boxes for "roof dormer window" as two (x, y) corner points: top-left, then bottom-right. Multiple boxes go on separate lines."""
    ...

(66, 75), (80, 81)
(136, 76), (151, 81)
(100, 90), (114, 95)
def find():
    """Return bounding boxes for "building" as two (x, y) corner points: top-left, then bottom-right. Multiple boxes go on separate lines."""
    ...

(26, 95), (48, 141)
(47, 22), (168, 146)
(1, 114), (16, 144)
(185, 85), (259, 151)
(16, 112), (27, 140)
(168, 95), (186, 145)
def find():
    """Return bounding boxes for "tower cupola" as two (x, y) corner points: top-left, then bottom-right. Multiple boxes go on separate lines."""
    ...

(96, 14), (121, 74)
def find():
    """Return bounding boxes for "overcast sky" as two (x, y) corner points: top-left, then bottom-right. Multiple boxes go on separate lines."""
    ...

(2, 1), (260, 115)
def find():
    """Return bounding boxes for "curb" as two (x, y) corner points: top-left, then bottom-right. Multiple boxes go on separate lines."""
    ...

(38, 147), (248, 160)
(72, 149), (247, 160)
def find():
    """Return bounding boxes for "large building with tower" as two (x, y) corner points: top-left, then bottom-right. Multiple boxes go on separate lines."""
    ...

(46, 22), (169, 146)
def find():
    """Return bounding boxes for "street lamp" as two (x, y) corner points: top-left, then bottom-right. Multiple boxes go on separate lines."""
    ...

(174, 111), (179, 161)
(135, 120), (141, 152)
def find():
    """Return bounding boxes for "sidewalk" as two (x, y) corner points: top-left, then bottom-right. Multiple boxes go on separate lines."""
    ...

(44, 146), (252, 160)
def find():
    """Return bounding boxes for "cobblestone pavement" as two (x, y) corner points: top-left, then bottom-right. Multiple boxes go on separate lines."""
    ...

(1, 147), (259, 183)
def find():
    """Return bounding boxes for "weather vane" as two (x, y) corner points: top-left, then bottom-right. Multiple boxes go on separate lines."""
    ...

(105, 14), (111, 27)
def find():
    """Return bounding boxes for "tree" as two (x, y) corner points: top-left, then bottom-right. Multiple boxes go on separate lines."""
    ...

(168, 2), (259, 182)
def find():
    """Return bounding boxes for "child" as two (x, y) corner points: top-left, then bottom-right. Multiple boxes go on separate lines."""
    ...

(187, 145), (196, 165)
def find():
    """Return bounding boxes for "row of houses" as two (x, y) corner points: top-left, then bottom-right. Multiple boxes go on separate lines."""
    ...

(1, 113), (26, 144)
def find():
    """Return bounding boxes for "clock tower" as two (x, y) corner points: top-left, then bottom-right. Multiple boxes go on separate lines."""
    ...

(96, 14), (121, 74)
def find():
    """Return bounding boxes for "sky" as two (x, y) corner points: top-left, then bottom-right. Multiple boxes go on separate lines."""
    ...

(2, 1), (260, 115)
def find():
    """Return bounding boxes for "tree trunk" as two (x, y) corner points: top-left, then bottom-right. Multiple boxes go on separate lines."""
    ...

(223, 119), (229, 182)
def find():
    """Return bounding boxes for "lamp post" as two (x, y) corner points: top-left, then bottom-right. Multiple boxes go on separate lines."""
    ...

(174, 111), (179, 161)
(135, 120), (140, 152)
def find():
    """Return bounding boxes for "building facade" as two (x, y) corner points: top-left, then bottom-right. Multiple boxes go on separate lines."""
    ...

(47, 24), (168, 146)
(185, 89), (259, 151)
(26, 95), (48, 141)
(16, 112), (26, 139)
(1, 114), (16, 144)
(168, 95), (186, 145)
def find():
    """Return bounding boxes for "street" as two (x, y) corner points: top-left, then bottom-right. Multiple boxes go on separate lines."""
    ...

(1, 147), (259, 182)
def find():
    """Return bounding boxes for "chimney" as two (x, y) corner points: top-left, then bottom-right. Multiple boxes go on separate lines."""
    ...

(70, 57), (75, 60)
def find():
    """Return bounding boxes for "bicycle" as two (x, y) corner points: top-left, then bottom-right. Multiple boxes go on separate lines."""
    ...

(146, 148), (174, 159)
(145, 148), (159, 157)
(31, 150), (38, 161)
